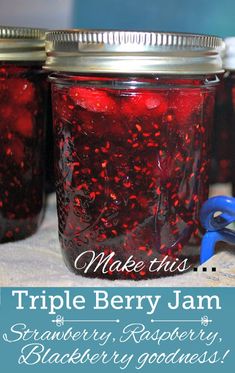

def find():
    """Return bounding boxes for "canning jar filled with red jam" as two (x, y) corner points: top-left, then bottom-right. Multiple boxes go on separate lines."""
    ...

(231, 72), (235, 196)
(210, 38), (235, 187)
(221, 37), (235, 196)
(0, 26), (47, 242)
(45, 30), (224, 279)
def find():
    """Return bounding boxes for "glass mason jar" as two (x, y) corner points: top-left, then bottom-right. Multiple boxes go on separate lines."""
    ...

(210, 38), (235, 187)
(0, 26), (47, 242)
(221, 38), (235, 196)
(210, 74), (233, 185)
(45, 30), (224, 279)
(231, 72), (235, 196)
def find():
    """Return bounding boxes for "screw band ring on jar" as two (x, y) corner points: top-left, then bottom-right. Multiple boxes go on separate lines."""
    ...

(0, 26), (46, 61)
(223, 37), (235, 71)
(44, 30), (224, 74)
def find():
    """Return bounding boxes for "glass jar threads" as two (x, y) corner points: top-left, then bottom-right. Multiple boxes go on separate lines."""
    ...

(45, 30), (223, 279)
(0, 26), (47, 242)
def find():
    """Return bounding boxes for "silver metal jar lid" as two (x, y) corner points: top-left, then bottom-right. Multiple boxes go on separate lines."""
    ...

(223, 37), (235, 71)
(44, 29), (224, 75)
(0, 26), (46, 62)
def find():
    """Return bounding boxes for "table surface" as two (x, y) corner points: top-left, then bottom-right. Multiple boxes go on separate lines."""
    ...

(0, 186), (235, 287)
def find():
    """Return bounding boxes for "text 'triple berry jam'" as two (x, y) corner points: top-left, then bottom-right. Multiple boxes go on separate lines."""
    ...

(45, 30), (224, 279)
(0, 26), (47, 243)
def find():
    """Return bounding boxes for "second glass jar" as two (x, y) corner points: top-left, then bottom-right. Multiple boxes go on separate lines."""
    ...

(0, 26), (47, 243)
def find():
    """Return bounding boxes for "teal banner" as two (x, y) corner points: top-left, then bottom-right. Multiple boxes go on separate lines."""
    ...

(0, 288), (234, 372)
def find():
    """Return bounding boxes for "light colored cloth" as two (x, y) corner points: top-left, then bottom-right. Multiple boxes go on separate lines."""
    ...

(0, 188), (235, 287)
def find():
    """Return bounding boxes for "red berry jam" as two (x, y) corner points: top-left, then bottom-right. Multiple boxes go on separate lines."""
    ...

(45, 90), (55, 194)
(210, 74), (234, 184)
(230, 72), (235, 196)
(51, 75), (217, 279)
(0, 64), (46, 242)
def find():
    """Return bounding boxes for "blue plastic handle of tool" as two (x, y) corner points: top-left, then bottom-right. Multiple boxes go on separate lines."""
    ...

(200, 196), (235, 264)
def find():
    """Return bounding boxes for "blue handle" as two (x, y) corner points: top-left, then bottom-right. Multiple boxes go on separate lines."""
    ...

(200, 196), (235, 264)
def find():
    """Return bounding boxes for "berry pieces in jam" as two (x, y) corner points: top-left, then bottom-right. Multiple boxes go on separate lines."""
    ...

(51, 76), (215, 280)
(0, 65), (46, 243)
